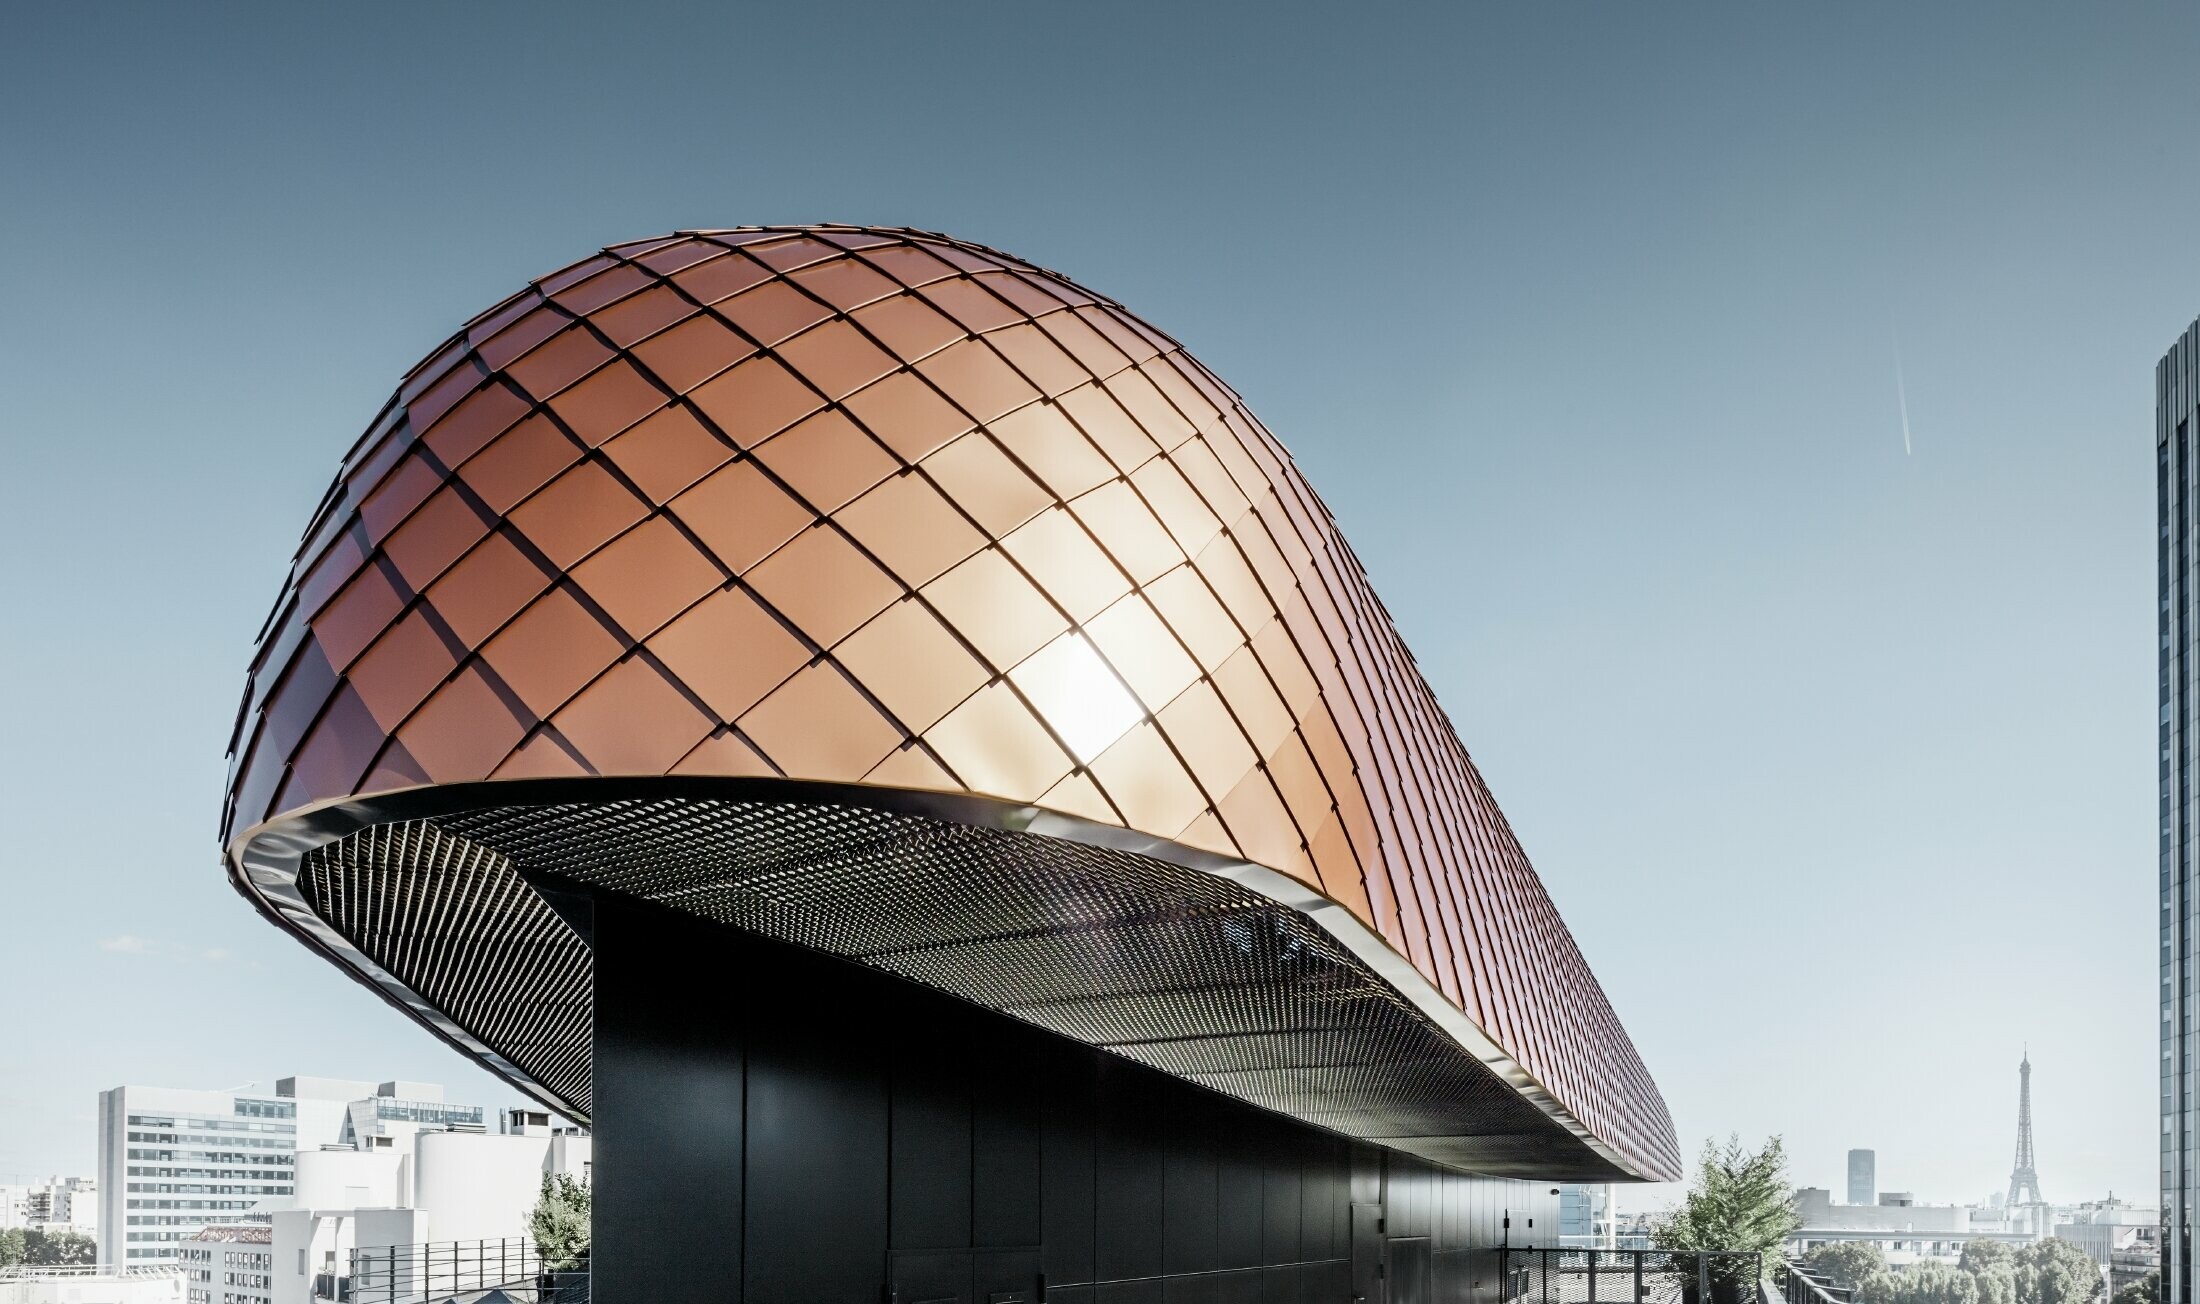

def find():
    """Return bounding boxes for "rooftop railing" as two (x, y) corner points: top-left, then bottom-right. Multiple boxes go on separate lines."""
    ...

(1501, 1248), (1767, 1304)
(0, 1264), (185, 1304)
(342, 1238), (586, 1304)
(0, 1265), (183, 1279)
(1777, 1260), (1857, 1304)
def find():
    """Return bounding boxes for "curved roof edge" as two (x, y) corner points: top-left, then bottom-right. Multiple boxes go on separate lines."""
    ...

(231, 775), (1677, 1181)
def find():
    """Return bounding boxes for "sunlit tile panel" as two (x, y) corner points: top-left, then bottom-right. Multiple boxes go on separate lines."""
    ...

(222, 226), (1680, 1182)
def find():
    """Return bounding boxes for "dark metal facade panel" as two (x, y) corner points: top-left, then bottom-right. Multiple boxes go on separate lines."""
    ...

(222, 226), (1678, 1181)
(593, 895), (1557, 1304)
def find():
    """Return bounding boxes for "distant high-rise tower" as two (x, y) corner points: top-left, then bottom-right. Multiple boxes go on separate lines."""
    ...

(2006, 1050), (2043, 1211)
(1847, 1149), (1875, 1205)
(2160, 322), (2198, 1304)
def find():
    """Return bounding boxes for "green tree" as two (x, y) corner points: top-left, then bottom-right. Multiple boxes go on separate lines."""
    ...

(2111, 1271), (2159, 1304)
(529, 1173), (590, 1273)
(1657, 1135), (1801, 1260)
(1964, 1244), (2017, 1273)
(1963, 1242), (2018, 1304)
(1656, 1134), (1799, 1299)
(21, 1230), (96, 1267)
(1861, 1261), (1982, 1304)
(2012, 1239), (2104, 1304)
(0, 1228), (23, 1268)
(1808, 1242), (1890, 1291)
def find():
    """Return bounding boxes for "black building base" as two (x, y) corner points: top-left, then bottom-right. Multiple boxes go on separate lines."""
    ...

(593, 894), (1560, 1304)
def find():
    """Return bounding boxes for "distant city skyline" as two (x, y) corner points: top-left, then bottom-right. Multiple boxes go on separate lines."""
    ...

(2, 3), (2183, 1206)
(1624, 1048), (2155, 1220)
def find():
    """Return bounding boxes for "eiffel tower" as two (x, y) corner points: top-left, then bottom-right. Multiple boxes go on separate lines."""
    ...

(2006, 1048), (2044, 1209)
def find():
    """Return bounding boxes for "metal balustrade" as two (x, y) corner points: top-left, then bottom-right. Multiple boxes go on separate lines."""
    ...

(343, 1238), (586, 1304)
(1500, 1248), (1766, 1304)
(0, 1264), (187, 1304)
(0, 1266), (182, 1279)
(1777, 1259), (1857, 1304)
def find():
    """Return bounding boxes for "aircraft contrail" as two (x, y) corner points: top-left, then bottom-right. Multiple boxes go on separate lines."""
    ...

(1894, 341), (1913, 456)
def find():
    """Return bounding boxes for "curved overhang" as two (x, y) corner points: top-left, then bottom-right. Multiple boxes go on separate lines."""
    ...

(221, 225), (1680, 1183)
(234, 776), (1639, 1180)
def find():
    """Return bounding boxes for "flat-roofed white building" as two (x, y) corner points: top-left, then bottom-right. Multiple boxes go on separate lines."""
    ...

(97, 1080), (489, 1268)
(98, 1085), (328, 1267)
(271, 1116), (589, 1304)
(0, 1177), (96, 1236)
(177, 1225), (272, 1304)
(1789, 1187), (2038, 1267)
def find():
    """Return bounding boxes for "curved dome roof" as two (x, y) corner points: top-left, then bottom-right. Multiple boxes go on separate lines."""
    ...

(223, 225), (1679, 1182)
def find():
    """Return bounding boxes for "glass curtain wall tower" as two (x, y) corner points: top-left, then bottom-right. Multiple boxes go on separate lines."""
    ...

(1847, 1149), (1875, 1207)
(2160, 319), (2200, 1304)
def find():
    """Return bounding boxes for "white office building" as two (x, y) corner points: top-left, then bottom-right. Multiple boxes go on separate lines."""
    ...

(0, 1177), (96, 1236)
(98, 1079), (488, 1268)
(2056, 1199), (2160, 1295)
(99, 1085), (321, 1267)
(335, 1083), (483, 1155)
(1789, 1187), (2038, 1266)
(273, 1111), (589, 1304)
(177, 1225), (272, 1304)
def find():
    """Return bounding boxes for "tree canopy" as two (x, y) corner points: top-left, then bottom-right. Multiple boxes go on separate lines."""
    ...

(1963, 1244), (2017, 1273)
(1808, 1241), (1890, 1290)
(2111, 1271), (2159, 1304)
(0, 1229), (121, 1269)
(2014, 1239), (2106, 1304)
(1847, 1239), (2103, 1304)
(1862, 1261), (1980, 1304)
(529, 1173), (590, 1273)
(1656, 1135), (1802, 1260)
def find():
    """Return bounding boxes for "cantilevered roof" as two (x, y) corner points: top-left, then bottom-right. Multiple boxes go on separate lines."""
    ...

(223, 226), (1679, 1182)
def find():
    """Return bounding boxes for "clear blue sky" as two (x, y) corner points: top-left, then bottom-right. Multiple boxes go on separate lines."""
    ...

(1, 3), (2187, 1209)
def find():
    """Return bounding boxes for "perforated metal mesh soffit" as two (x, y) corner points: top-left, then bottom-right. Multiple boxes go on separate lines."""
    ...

(225, 225), (1679, 1182)
(293, 791), (1599, 1175)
